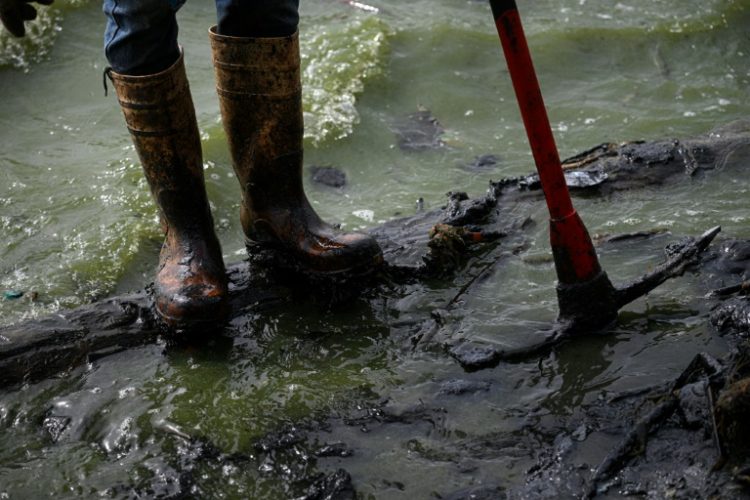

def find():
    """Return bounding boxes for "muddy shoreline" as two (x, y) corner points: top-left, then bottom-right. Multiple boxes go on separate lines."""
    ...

(2, 121), (750, 498)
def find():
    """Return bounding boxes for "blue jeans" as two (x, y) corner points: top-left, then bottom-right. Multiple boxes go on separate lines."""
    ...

(103, 0), (300, 75)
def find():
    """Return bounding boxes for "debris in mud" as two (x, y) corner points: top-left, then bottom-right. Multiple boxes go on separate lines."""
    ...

(520, 253), (554, 265)
(584, 352), (724, 498)
(715, 377), (750, 461)
(708, 239), (750, 279)
(42, 415), (71, 443)
(510, 348), (750, 499)
(392, 109), (446, 152)
(700, 238), (750, 336)
(511, 243), (750, 498)
(562, 168), (609, 189)
(149, 421), (360, 499)
(710, 281), (750, 298)
(138, 402), (441, 498)
(440, 191), (495, 227)
(560, 142), (620, 170)
(621, 139), (680, 167)
(426, 223), (489, 275)
(592, 228), (670, 245)
(519, 167), (608, 191)
(309, 165), (347, 188)
(415, 196), (425, 212)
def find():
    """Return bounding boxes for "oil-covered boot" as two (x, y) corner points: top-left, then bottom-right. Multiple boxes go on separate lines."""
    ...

(108, 53), (229, 329)
(209, 28), (383, 275)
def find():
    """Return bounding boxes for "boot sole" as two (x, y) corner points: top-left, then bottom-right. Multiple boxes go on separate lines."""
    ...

(154, 303), (229, 334)
(244, 237), (384, 278)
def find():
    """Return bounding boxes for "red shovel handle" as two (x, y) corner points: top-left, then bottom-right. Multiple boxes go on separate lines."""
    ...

(490, 0), (602, 283)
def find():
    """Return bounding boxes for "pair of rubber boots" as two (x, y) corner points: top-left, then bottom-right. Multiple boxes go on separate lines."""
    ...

(108, 28), (382, 330)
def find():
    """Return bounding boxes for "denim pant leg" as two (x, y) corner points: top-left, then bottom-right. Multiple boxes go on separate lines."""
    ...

(215, 0), (299, 38)
(103, 0), (186, 75)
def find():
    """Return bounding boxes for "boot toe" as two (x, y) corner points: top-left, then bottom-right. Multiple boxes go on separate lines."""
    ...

(306, 232), (384, 275)
(155, 282), (229, 330)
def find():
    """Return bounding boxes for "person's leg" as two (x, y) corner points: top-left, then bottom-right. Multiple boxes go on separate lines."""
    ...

(214, 0), (298, 38)
(209, 2), (383, 274)
(103, 0), (185, 75)
(104, 0), (228, 328)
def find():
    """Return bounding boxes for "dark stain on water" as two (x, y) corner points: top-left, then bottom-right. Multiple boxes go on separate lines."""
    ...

(459, 154), (501, 172)
(309, 165), (348, 188)
(392, 109), (446, 152)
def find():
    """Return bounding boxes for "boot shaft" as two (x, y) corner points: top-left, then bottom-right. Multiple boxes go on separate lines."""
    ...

(209, 27), (305, 211)
(108, 53), (212, 233)
(209, 28), (301, 96)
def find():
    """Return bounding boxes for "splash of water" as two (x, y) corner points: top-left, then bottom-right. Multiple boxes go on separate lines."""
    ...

(300, 15), (390, 146)
(0, 0), (90, 70)
(0, 156), (157, 326)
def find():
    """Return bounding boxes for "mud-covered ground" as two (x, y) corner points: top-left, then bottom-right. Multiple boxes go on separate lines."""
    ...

(2, 121), (750, 498)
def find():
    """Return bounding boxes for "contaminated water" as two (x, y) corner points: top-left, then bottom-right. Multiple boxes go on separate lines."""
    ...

(0, 0), (748, 497)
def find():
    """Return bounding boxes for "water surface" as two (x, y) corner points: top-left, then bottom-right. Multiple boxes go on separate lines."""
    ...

(0, 0), (748, 497)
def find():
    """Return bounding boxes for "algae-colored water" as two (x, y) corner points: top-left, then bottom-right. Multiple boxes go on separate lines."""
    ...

(0, 0), (749, 497)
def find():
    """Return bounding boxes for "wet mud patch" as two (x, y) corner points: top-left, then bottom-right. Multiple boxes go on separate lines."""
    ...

(507, 234), (750, 499)
(511, 350), (750, 499)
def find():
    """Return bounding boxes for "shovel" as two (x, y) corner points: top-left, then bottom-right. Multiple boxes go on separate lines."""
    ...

(488, 0), (720, 334)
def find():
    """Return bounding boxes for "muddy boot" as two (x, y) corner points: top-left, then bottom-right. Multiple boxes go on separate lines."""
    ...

(209, 28), (383, 275)
(108, 53), (229, 329)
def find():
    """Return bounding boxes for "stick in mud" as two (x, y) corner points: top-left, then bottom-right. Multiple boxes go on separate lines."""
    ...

(585, 352), (726, 498)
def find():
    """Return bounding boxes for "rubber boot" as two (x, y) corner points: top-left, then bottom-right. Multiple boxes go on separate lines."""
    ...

(108, 53), (229, 329)
(209, 28), (383, 275)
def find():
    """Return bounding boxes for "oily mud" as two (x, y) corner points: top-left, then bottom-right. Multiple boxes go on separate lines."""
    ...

(391, 109), (447, 152)
(2, 121), (750, 498)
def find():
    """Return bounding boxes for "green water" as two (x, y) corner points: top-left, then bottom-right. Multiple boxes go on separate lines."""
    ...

(0, 0), (749, 497)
